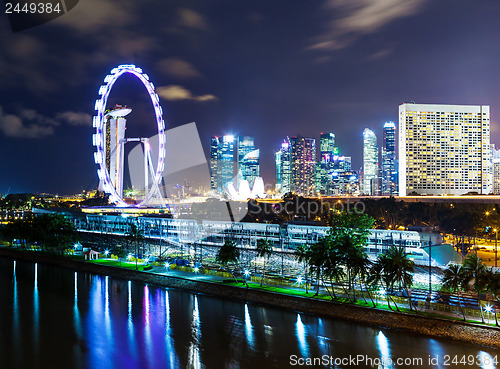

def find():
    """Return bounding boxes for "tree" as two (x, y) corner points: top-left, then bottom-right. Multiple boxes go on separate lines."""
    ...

(329, 212), (374, 302)
(441, 263), (467, 320)
(12, 214), (78, 253)
(256, 238), (272, 287)
(114, 248), (127, 267)
(442, 264), (467, 292)
(462, 254), (486, 294)
(216, 239), (248, 287)
(384, 246), (416, 311)
(367, 255), (399, 311)
(349, 245), (373, 305)
(306, 237), (330, 296)
(368, 250), (399, 311)
(126, 223), (144, 270)
(323, 245), (345, 300)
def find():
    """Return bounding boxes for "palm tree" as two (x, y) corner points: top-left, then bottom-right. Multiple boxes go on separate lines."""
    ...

(323, 248), (345, 301)
(385, 246), (416, 311)
(307, 237), (330, 296)
(126, 223), (144, 270)
(462, 254), (486, 294)
(367, 252), (400, 311)
(442, 264), (467, 291)
(441, 263), (467, 320)
(256, 239), (272, 287)
(350, 246), (373, 305)
(463, 254), (487, 323)
(216, 239), (248, 287)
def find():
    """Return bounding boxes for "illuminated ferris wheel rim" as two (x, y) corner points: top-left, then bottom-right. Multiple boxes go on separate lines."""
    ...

(92, 64), (166, 207)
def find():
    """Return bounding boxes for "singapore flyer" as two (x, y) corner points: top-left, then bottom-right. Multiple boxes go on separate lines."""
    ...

(92, 64), (166, 207)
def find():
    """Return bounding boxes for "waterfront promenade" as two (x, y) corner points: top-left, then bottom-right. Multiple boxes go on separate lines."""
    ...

(2, 246), (500, 348)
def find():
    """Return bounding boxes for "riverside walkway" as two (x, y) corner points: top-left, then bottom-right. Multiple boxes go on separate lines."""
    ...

(92, 257), (500, 328)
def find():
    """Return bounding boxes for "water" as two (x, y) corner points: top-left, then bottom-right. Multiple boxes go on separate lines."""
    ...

(0, 257), (498, 369)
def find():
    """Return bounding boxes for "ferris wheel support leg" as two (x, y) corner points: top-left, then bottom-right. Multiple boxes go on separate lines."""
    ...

(144, 143), (149, 201)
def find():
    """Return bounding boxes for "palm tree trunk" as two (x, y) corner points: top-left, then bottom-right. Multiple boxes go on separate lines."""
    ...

(237, 261), (249, 288)
(351, 274), (357, 302)
(330, 281), (337, 299)
(479, 300), (485, 324)
(314, 269), (320, 296)
(386, 295), (393, 311)
(260, 259), (265, 287)
(229, 266), (239, 285)
(389, 295), (400, 312)
(403, 282), (416, 311)
(305, 268), (309, 294)
(359, 279), (368, 304)
(322, 277), (333, 300)
(457, 295), (466, 321)
(340, 283), (353, 303)
(367, 289), (376, 307)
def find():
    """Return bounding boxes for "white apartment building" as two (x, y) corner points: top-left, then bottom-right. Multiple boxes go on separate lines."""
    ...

(399, 103), (491, 196)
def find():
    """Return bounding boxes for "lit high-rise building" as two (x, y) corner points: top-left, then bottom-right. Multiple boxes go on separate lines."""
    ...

(399, 103), (491, 196)
(315, 133), (336, 195)
(320, 133), (336, 162)
(275, 139), (292, 195)
(217, 135), (235, 194)
(237, 136), (259, 187)
(492, 148), (500, 194)
(363, 128), (378, 195)
(291, 136), (316, 196)
(210, 137), (219, 191)
(381, 122), (397, 195)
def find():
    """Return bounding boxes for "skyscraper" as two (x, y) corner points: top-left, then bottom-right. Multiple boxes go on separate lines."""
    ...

(320, 133), (336, 162)
(275, 139), (292, 195)
(210, 136), (219, 191)
(291, 136), (316, 196)
(237, 136), (259, 187)
(493, 147), (500, 194)
(217, 135), (235, 194)
(363, 128), (378, 195)
(399, 103), (491, 196)
(316, 133), (336, 195)
(381, 122), (397, 195)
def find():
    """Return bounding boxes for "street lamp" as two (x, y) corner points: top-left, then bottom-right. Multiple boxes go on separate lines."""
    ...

(485, 305), (493, 325)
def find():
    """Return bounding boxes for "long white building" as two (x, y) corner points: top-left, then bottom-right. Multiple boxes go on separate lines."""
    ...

(78, 215), (431, 264)
(399, 103), (491, 196)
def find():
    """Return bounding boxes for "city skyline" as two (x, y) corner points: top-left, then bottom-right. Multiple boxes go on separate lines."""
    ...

(2, 1), (500, 194)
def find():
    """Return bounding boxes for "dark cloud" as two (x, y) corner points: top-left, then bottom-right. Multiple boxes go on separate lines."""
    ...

(157, 85), (217, 102)
(309, 0), (427, 50)
(0, 106), (54, 138)
(157, 57), (201, 79)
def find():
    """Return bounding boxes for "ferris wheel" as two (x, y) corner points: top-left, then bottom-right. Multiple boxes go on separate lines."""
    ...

(92, 64), (166, 207)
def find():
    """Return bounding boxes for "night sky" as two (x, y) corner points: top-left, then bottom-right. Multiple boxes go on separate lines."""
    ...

(1, 0), (500, 195)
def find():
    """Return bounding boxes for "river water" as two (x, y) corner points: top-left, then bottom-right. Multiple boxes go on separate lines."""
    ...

(0, 257), (498, 369)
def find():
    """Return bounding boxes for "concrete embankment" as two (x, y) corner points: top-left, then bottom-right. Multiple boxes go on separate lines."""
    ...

(2, 248), (500, 348)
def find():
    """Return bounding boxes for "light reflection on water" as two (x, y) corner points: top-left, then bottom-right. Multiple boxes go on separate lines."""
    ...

(376, 331), (393, 369)
(244, 303), (254, 350)
(296, 313), (309, 358)
(1, 257), (499, 369)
